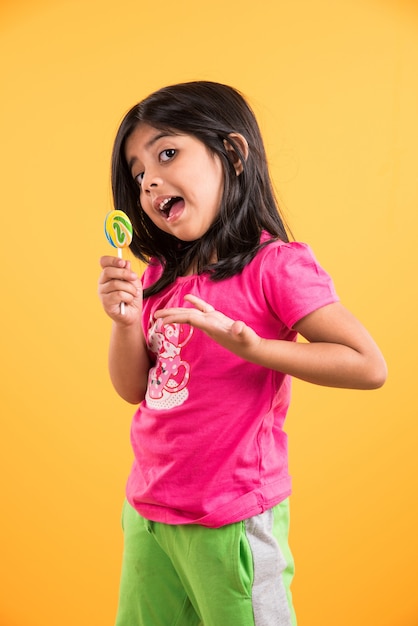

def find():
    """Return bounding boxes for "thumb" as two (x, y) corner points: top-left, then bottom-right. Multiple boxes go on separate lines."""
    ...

(231, 320), (248, 338)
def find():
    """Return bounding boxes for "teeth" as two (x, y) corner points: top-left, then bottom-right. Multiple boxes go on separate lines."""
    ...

(159, 198), (172, 211)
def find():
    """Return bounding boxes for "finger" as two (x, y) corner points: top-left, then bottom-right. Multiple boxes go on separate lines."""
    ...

(230, 321), (260, 349)
(99, 255), (130, 270)
(100, 279), (139, 297)
(231, 320), (246, 337)
(99, 266), (138, 285)
(102, 286), (141, 314)
(154, 309), (212, 331)
(183, 294), (215, 313)
(154, 308), (197, 322)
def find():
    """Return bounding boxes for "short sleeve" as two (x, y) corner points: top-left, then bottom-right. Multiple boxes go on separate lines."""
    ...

(260, 241), (339, 329)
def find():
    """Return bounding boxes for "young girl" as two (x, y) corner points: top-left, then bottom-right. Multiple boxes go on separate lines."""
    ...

(98, 81), (387, 626)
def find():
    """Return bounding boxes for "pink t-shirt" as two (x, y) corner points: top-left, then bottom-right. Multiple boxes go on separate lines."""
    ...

(126, 238), (338, 527)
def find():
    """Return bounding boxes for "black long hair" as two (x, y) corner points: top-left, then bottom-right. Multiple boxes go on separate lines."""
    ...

(111, 81), (291, 297)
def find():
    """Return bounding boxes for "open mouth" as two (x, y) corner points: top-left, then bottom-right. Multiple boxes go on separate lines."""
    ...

(158, 196), (184, 220)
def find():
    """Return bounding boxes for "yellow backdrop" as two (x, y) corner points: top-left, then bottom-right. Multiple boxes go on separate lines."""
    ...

(1, 0), (417, 624)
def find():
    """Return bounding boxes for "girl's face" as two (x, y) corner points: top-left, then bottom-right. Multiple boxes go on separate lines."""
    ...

(125, 123), (225, 242)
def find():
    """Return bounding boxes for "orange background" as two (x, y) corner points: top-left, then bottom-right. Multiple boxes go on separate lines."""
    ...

(1, 1), (417, 624)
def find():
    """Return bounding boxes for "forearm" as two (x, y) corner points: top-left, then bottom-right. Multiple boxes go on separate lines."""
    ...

(248, 337), (386, 390)
(108, 323), (151, 403)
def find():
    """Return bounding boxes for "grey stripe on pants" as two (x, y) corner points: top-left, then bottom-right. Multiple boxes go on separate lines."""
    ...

(244, 508), (293, 626)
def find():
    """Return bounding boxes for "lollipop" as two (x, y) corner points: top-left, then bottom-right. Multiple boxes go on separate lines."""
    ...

(104, 209), (133, 314)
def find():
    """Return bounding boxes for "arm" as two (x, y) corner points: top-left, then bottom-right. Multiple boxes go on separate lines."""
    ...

(154, 296), (387, 390)
(260, 302), (387, 389)
(98, 256), (151, 403)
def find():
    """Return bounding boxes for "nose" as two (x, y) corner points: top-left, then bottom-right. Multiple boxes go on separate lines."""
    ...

(142, 169), (163, 194)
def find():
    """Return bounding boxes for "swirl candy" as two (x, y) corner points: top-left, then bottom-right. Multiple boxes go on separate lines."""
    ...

(104, 209), (133, 250)
(104, 209), (133, 314)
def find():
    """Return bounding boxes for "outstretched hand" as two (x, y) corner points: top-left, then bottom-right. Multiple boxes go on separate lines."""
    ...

(154, 294), (263, 360)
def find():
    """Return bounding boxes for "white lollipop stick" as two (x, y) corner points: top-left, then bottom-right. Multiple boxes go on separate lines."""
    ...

(117, 247), (126, 315)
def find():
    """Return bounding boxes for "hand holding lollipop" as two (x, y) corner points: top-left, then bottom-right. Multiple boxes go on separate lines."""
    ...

(104, 209), (133, 315)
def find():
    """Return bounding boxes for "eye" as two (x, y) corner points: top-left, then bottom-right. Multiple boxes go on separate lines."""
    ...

(135, 172), (144, 186)
(160, 148), (176, 162)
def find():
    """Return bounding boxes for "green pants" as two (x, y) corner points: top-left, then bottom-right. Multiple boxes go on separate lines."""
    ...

(115, 499), (297, 626)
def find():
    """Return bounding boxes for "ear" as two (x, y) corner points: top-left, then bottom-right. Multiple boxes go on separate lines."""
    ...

(223, 133), (249, 175)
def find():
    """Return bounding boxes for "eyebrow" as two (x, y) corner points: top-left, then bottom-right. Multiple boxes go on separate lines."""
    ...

(127, 131), (177, 172)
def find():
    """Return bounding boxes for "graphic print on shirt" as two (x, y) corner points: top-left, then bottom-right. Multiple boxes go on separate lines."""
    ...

(145, 317), (193, 410)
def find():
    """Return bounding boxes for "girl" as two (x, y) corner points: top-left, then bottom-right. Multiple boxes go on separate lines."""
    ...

(98, 81), (387, 626)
